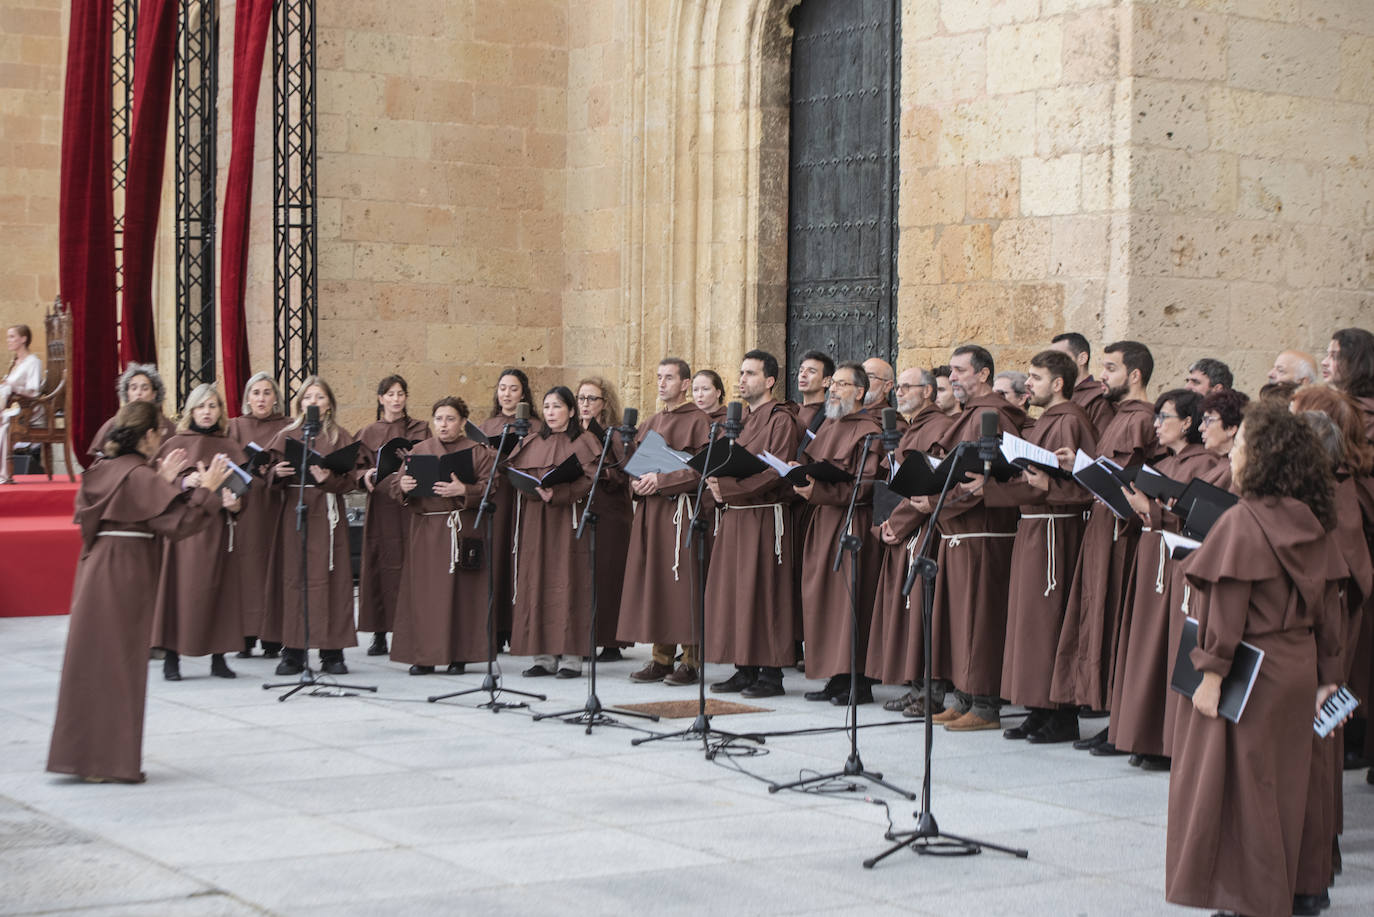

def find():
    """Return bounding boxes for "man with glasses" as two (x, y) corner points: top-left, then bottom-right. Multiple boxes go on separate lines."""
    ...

(862, 356), (897, 413)
(794, 362), (883, 705)
(619, 358), (712, 686)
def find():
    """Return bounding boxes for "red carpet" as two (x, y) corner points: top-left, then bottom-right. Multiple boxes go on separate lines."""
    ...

(0, 475), (80, 617)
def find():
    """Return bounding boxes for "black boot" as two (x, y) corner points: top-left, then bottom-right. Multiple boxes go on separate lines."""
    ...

(320, 649), (348, 676)
(236, 637), (255, 659)
(710, 666), (757, 694)
(261, 641), (282, 659)
(210, 654), (236, 679)
(742, 667), (784, 698)
(367, 632), (388, 656)
(162, 650), (181, 681)
(275, 647), (305, 676)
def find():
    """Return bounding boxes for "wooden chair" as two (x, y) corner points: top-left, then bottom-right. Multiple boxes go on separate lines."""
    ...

(5, 297), (77, 481)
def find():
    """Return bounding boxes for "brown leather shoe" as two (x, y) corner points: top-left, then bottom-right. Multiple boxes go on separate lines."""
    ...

(630, 660), (674, 683)
(944, 711), (1001, 732)
(883, 689), (915, 712)
(663, 663), (700, 686)
(931, 706), (965, 724)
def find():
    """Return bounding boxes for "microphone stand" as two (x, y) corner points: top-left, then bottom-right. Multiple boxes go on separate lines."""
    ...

(769, 431), (911, 797)
(264, 414), (377, 700)
(534, 422), (659, 733)
(428, 420), (546, 710)
(864, 440), (1028, 866)
(632, 420), (765, 755)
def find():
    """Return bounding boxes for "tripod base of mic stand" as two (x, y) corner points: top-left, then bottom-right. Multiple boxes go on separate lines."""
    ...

(630, 713), (765, 757)
(863, 810), (1029, 868)
(533, 692), (660, 735)
(768, 752), (916, 799)
(262, 667), (378, 702)
(426, 670), (546, 711)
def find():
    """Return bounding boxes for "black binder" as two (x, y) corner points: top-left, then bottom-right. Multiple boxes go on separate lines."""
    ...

(282, 438), (362, 475)
(505, 454), (584, 496)
(375, 436), (423, 483)
(1169, 616), (1263, 724)
(405, 449), (478, 497)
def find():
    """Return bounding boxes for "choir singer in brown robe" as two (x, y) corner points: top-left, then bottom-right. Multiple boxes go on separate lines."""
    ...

(577, 376), (631, 659)
(986, 350), (1095, 743)
(1051, 332), (1115, 437)
(508, 386), (601, 678)
(1051, 341), (1161, 752)
(618, 358), (711, 686)
(226, 372), (290, 657)
(150, 383), (247, 681)
(47, 401), (232, 783)
(266, 377), (361, 676)
(389, 397), (496, 675)
(795, 361), (882, 706)
(917, 345), (1026, 730)
(1166, 403), (1348, 917)
(86, 362), (178, 459)
(704, 350), (801, 697)
(356, 374), (431, 656)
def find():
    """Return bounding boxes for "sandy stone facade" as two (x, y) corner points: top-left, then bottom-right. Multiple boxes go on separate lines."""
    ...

(1, 0), (1371, 423)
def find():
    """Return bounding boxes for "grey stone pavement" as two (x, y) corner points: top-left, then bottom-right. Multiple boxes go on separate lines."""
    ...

(2, 614), (1372, 916)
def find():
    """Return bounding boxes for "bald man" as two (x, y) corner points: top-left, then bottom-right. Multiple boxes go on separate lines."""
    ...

(1267, 349), (1319, 386)
(863, 357), (896, 411)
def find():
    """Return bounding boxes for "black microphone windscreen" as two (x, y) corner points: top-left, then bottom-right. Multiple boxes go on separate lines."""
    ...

(882, 407), (897, 432)
(622, 407), (638, 428)
(515, 402), (530, 420)
(726, 400), (743, 424)
(305, 405), (320, 425)
(980, 409), (999, 439)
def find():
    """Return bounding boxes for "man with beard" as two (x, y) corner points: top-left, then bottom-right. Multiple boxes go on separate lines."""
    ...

(932, 365), (959, 417)
(1267, 349), (1318, 387)
(983, 350), (1096, 743)
(1050, 340), (1161, 754)
(619, 358), (712, 686)
(869, 366), (953, 712)
(1184, 358), (1233, 396)
(913, 345), (1026, 730)
(1051, 332), (1115, 436)
(705, 350), (802, 697)
(863, 357), (897, 413)
(795, 362), (883, 705)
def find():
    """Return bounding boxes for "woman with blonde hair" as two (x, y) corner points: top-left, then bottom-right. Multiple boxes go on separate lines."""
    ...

(226, 371), (291, 657)
(266, 377), (362, 675)
(150, 383), (247, 680)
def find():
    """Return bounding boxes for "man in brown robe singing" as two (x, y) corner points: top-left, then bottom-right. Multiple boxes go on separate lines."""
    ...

(914, 345), (1026, 731)
(795, 362), (883, 706)
(619, 358), (712, 686)
(1051, 332), (1115, 438)
(1050, 340), (1161, 753)
(704, 350), (802, 697)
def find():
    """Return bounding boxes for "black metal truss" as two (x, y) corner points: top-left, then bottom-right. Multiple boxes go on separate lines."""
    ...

(112, 0), (137, 309)
(173, 0), (218, 404)
(272, 0), (319, 401)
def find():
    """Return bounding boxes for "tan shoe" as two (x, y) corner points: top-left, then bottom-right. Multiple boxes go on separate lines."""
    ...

(944, 711), (1001, 732)
(931, 705), (965, 724)
(630, 660), (674, 683)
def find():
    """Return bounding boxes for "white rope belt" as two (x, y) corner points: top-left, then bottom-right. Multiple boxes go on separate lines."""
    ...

(421, 509), (464, 574)
(226, 516), (236, 553)
(725, 501), (786, 564)
(326, 493), (339, 571)
(1021, 512), (1077, 596)
(670, 493), (694, 581)
(1113, 516), (1120, 543)
(940, 531), (1016, 548)
(96, 530), (155, 539)
(1180, 583), (1191, 615)
(1153, 530), (1167, 594)
(511, 491), (523, 604)
(903, 526), (925, 611)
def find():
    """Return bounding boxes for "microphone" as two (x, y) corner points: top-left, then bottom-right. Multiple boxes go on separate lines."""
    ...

(880, 407), (901, 455)
(978, 409), (1000, 477)
(618, 407), (638, 447)
(723, 400), (744, 442)
(303, 404), (321, 436)
(513, 402), (530, 439)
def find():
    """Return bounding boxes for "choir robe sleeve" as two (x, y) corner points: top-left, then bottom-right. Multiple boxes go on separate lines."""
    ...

(544, 438), (599, 507)
(1188, 577), (1250, 679)
(654, 466), (702, 496)
(885, 500), (929, 540)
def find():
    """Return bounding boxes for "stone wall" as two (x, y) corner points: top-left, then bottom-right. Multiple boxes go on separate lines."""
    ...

(0, 1), (63, 341)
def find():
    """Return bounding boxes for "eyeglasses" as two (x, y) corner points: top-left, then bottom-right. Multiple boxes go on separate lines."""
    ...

(1154, 412), (1181, 422)
(829, 380), (858, 390)
(576, 395), (604, 404)
(1199, 415), (1219, 428)
(894, 383), (927, 393)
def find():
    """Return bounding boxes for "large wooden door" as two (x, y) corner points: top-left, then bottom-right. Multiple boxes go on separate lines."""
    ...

(785, 0), (899, 401)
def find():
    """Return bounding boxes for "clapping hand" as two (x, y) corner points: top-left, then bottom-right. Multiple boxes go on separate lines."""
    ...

(158, 448), (190, 483)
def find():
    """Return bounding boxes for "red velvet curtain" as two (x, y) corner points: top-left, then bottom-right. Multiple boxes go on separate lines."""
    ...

(59, 0), (118, 456)
(119, 0), (177, 367)
(219, 0), (274, 407)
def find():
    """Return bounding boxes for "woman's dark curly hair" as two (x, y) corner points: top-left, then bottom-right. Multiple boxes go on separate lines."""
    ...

(1236, 402), (1336, 531)
(101, 401), (160, 458)
(1199, 387), (1249, 431)
(1290, 385), (1374, 476)
(1155, 388), (1205, 445)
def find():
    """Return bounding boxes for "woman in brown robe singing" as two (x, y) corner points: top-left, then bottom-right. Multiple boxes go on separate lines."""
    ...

(507, 386), (600, 678)
(47, 401), (233, 783)
(389, 396), (496, 674)
(1166, 403), (1348, 917)
(266, 377), (361, 676)
(356, 374), (431, 657)
(226, 372), (291, 657)
(151, 383), (247, 681)
(577, 375), (631, 660)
